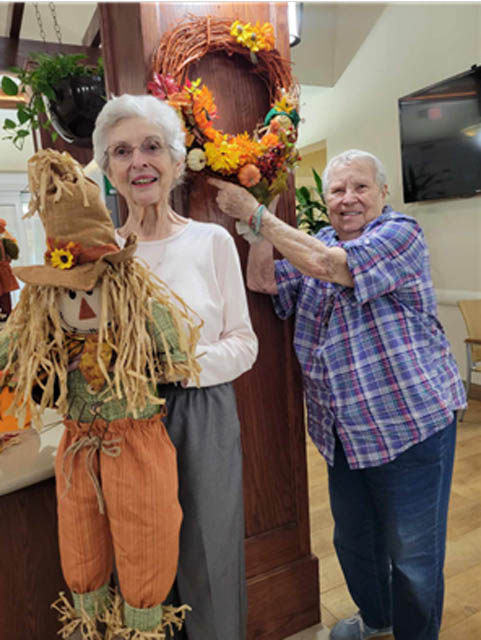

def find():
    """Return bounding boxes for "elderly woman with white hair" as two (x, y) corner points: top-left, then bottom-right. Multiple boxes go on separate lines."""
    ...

(92, 94), (258, 640)
(210, 149), (466, 640)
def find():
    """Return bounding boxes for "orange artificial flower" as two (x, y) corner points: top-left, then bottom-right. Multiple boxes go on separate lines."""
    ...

(203, 126), (218, 142)
(167, 90), (191, 109)
(257, 21), (275, 50)
(260, 132), (280, 149)
(192, 85), (217, 131)
(233, 133), (263, 164)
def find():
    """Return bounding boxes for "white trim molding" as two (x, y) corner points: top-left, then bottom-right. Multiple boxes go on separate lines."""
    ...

(0, 172), (28, 193)
(436, 289), (481, 306)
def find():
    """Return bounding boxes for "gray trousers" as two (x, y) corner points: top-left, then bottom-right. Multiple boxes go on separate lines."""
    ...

(159, 382), (247, 640)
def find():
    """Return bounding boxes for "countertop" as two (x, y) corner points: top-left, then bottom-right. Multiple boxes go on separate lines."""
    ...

(0, 409), (64, 497)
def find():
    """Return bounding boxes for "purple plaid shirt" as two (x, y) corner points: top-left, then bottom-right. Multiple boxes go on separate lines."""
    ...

(273, 206), (466, 469)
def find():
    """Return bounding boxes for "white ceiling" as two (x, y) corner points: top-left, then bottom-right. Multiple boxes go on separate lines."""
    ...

(0, 2), (97, 45)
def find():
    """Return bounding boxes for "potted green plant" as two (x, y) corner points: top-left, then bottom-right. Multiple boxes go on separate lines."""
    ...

(295, 167), (330, 235)
(1, 52), (105, 150)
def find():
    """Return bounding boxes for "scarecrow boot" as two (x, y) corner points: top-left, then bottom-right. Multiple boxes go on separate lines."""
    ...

(102, 589), (191, 640)
(52, 584), (111, 640)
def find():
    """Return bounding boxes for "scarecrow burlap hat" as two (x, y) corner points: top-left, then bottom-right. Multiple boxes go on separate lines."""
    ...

(14, 149), (136, 291)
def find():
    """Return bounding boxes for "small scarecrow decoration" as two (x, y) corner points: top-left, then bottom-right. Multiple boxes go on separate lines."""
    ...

(0, 149), (201, 640)
(0, 218), (19, 321)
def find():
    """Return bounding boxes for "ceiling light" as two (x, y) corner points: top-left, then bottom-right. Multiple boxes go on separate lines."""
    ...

(288, 2), (303, 47)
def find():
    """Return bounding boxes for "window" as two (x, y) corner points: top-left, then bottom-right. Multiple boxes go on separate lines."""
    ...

(0, 173), (46, 305)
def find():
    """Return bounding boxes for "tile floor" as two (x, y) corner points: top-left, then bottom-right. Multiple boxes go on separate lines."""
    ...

(285, 623), (331, 639)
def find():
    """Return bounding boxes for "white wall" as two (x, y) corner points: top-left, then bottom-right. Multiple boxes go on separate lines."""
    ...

(298, 3), (481, 385)
(291, 3), (386, 87)
(0, 109), (35, 171)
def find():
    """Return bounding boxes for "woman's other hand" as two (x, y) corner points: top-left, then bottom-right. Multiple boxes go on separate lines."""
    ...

(208, 178), (259, 223)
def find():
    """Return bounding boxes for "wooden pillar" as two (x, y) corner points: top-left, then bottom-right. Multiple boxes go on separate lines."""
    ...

(98, 3), (320, 639)
(0, 479), (68, 640)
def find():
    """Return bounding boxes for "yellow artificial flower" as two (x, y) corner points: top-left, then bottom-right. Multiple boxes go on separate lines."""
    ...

(204, 136), (241, 174)
(230, 20), (275, 52)
(50, 247), (75, 269)
(230, 20), (252, 46)
(185, 77), (202, 97)
(230, 20), (244, 38)
(239, 25), (259, 52)
(273, 95), (294, 114)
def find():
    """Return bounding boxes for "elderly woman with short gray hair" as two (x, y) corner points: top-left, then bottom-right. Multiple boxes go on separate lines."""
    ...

(210, 149), (466, 640)
(92, 94), (258, 640)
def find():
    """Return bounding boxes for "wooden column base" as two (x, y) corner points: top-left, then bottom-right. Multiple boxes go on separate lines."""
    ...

(247, 555), (320, 639)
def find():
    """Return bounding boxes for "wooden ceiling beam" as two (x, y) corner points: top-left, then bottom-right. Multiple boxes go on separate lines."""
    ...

(82, 6), (101, 48)
(0, 36), (101, 70)
(9, 3), (25, 40)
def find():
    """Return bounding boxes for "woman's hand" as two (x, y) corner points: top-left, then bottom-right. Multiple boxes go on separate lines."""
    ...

(208, 178), (259, 223)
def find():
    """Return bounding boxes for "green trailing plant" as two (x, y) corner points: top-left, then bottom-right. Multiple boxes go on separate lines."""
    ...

(1, 52), (104, 149)
(295, 167), (330, 235)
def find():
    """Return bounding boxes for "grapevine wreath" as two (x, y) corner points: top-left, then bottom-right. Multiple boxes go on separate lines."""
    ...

(148, 14), (300, 205)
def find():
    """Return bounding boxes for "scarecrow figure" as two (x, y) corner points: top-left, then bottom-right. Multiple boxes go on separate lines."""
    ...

(0, 218), (19, 321)
(0, 150), (201, 640)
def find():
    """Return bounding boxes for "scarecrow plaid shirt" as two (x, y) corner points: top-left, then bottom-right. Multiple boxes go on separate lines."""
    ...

(273, 206), (466, 470)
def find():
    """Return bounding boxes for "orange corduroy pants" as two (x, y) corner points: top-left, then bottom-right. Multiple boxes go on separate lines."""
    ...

(55, 412), (182, 609)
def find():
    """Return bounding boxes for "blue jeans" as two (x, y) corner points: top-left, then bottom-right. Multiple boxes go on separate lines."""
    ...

(327, 417), (457, 640)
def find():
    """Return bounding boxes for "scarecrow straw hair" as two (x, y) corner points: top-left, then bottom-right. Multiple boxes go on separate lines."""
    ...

(153, 14), (295, 103)
(3, 260), (201, 431)
(26, 149), (89, 219)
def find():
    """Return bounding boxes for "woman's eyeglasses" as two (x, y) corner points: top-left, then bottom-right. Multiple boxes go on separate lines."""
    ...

(107, 137), (169, 163)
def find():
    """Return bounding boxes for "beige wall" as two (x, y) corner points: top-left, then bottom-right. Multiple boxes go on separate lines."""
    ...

(295, 145), (327, 191)
(298, 3), (481, 384)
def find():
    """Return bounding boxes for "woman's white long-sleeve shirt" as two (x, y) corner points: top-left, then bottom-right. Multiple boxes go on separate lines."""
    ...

(116, 220), (258, 387)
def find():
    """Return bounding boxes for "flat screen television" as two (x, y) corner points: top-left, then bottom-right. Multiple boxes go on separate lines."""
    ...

(398, 65), (481, 203)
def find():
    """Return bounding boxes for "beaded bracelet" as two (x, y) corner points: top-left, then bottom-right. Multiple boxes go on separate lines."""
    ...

(248, 204), (265, 236)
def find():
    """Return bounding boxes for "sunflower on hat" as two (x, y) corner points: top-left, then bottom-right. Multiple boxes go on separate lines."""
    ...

(46, 239), (83, 270)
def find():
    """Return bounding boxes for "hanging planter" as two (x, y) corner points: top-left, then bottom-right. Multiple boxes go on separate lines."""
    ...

(1, 53), (105, 150)
(46, 74), (106, 147)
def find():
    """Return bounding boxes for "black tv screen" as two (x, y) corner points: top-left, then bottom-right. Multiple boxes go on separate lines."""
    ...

(398, 66), (481, 203)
